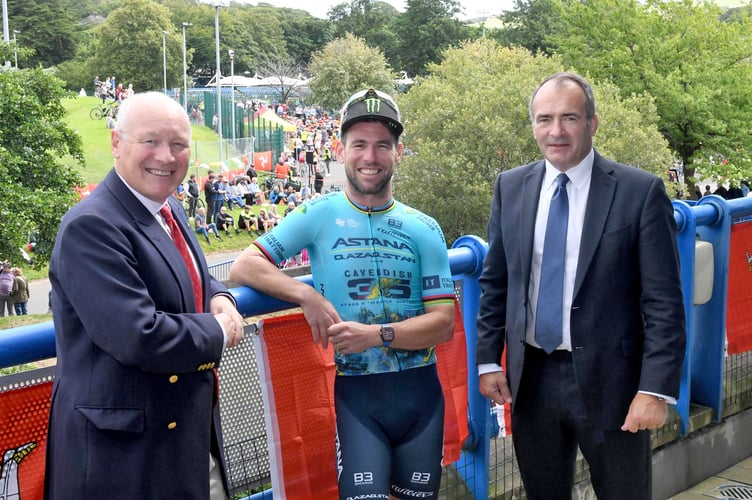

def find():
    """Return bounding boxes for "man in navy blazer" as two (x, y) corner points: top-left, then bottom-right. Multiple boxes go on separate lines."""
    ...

(476, 73), (685, 498)
(45, 92), (244, 499)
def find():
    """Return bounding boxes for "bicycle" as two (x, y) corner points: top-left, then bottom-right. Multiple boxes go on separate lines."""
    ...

(90, 100), (119, 120)
(183, 195), (205, 215)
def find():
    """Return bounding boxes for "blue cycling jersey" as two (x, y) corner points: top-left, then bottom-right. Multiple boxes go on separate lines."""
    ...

(253, 191), (455, 376)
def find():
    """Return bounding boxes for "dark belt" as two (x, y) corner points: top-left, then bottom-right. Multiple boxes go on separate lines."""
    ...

(526, 344), (572, 361)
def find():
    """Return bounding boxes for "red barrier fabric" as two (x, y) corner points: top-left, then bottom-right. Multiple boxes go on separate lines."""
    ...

(255, 309), (469, 499)
(726, 221), (752, 355)
(0, 381), (52, 500)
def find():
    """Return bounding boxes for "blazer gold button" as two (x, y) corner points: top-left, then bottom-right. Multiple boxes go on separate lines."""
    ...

(169, 375), (178, 383)
(167, 422), (177, 430)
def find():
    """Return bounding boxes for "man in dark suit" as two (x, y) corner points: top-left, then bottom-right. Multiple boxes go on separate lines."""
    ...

(204, 171), (217, 223)
(476, 72), (685, 499)
(45, 92), (244, 499)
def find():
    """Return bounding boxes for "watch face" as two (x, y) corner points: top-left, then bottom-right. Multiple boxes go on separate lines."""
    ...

(380, 326), (395, 342)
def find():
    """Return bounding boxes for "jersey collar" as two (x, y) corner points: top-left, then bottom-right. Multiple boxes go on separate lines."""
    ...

(344, 191), (395, 214)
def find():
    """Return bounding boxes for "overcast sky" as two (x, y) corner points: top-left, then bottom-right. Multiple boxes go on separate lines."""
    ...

(253, 0), (516, 20)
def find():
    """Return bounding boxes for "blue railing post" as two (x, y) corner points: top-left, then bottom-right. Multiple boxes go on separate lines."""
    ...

(672, 200), (697, 435)
(691, 195), (731, 422)
(450, 235), (490, 499)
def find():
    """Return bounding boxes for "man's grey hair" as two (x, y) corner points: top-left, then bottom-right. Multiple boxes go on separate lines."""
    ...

(529, 72), (597, 123)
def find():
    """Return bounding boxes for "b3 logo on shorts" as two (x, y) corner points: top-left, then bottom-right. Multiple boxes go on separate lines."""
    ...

(353, 471), (374, 486)
(411, 472), (431, 485)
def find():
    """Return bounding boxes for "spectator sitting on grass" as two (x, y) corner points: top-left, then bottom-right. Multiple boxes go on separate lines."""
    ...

(257, 207), (275, 233)
(194, 206), (222, 243)
(238, 205), (260, 236)
(269, 185), (286, 205)
(216, 206), (239, 236)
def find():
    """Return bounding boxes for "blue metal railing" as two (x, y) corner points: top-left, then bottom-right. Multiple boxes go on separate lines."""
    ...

(3, 194), (752, 498)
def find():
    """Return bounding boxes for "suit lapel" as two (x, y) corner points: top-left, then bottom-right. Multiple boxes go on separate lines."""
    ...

(573, 154), (616, 298)
(103, 170), (205, 312)
(520, 162), (545, 287)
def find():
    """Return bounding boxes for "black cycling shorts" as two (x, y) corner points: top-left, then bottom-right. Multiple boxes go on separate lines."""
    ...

(334, 364), (445, 500)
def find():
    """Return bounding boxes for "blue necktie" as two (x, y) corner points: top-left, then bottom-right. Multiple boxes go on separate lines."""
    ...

(535, 173), (569, 353)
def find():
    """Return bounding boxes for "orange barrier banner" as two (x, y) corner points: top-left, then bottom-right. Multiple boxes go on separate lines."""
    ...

(726, 221), (752, 354)
(255, 309), (469, 500)
(0, 381), (51, 500)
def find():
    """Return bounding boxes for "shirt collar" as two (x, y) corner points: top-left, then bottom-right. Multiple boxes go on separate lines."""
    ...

(115, 170), (167, 217)
(543, 149), (594, 191)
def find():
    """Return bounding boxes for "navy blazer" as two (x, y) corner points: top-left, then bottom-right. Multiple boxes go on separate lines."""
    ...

(45, 169), (230, 499)
(476, 152), (686, 430)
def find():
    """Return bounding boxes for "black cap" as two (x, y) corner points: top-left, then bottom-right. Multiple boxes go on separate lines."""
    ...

(340, 89), (403, 138)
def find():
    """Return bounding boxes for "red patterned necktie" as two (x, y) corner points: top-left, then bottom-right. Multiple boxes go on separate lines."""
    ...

(160, 205), (203, 313)
(160, 205), (220, 403)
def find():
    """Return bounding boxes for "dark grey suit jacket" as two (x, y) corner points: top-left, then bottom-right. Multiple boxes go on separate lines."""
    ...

(476, 152), (686, 429)
(45, 169), (230, 499)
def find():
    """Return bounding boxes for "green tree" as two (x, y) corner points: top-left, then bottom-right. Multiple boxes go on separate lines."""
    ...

(216, 6), (288, 76)
(328, 0), (402, 70)
(397, 39), (673, 244)
(8, 0), (79, 67)
(551, 0), (752, 193)
(393, 0), (471, 76)
(494, 0), (565, 55)
(307, 33), (396, 111)
(0, 68), (84, 264)
(93, 0), (183, 92)
(276, 8), (333, 66)
(163, 1), (289, 83)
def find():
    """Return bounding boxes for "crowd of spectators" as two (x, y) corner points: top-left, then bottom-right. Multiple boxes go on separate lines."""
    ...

(94, 75), (134, 103)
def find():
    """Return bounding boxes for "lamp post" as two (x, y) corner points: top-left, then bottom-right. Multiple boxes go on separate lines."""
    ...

(228, 49), (236, 145)
(13, 30), (19, 68)
(199, 0), (229, 162)
(162, 30), (168, 95)
(2, 0), (10, 67)
(181, 22), (192, 113)
(214, 4), (223, 162)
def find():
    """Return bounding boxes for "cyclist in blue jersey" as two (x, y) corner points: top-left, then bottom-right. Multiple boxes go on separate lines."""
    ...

(230, 89), (456, 500)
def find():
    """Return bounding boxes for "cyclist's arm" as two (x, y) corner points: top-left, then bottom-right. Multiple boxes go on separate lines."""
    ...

(229, 245), (341, 348)
(327, 302), (454, 354)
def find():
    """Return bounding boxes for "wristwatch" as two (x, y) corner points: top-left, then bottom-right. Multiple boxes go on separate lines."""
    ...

(379, 324), (395, 347)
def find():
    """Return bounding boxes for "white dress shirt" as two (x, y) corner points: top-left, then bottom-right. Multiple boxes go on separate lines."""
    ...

(477, 151), (593, 376)
(526, 152), (593, 351)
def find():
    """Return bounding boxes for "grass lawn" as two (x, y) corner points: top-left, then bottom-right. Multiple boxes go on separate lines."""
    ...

(61, 96), (220, 184)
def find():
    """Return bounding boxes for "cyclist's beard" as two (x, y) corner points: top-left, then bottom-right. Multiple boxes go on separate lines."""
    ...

(345, 165), (393, 197)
